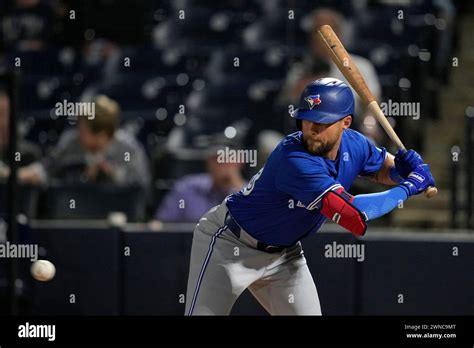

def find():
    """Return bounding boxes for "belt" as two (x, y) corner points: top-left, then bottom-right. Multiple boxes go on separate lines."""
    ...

(224, 211), (286, 254)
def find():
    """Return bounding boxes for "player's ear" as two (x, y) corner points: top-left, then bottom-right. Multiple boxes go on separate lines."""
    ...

(342, 115), (352, 129)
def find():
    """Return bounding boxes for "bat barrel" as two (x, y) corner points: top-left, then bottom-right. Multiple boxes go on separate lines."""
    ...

(318, 25), (376, 105)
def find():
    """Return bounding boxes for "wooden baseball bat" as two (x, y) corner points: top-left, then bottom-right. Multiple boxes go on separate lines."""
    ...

(317, 24), (437, 198)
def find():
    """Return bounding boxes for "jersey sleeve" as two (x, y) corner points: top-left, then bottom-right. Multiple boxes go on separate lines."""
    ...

(359, 135), (387, 177)
(275, 154), (342, 210)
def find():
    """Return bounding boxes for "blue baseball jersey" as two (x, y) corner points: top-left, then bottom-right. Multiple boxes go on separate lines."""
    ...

(226, 129), (387, 246)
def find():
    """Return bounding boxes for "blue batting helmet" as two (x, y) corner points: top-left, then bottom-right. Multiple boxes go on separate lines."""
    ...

(291, 78), (355, 124)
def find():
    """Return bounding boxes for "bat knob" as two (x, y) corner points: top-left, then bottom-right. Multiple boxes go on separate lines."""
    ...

(424, 186), (438, 198)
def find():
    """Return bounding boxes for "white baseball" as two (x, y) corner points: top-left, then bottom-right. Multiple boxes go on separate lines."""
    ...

(31, 260), (56, 282)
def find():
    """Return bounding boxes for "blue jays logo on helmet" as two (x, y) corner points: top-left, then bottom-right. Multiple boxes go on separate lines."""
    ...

(304, 94), (321, 109)
(291, 77), (355, 124)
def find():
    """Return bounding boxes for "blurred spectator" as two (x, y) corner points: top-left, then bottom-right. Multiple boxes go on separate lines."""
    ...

(81, 38), (122, 83)
(18, 95), (150, 190)
(0, 0), (54, 51)
(0, 89), (41, 180)
(279, 8), (382, 139)
(154, 148), (245, 223)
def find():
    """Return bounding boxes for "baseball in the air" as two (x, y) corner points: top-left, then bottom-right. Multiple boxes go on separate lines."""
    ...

(31, 260), (56, 282)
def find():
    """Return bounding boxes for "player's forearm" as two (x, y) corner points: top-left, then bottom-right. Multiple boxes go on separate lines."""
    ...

(352, 186), (408, 221)
(373, 153), (400, 186)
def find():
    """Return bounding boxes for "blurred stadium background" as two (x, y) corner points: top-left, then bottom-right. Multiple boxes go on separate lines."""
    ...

(0, 0), (473, 315)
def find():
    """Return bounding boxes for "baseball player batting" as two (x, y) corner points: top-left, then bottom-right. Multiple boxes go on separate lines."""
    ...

(184, 77), (436, 315)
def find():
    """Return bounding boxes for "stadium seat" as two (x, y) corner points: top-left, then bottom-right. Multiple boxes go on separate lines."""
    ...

(204, 48), (290, 84)
(241, 11), (310, 52)
(353, 6), (435, 49)
(121, 116), (173, 157)
(153, 9), (242, 53)
(184, 81), (253, 133)
(111, 45), (209, 79)
(21, 116), (69, 151)
(180, 79), (284, 146)
(152, 147), (206, 178)
(3, 49), (86, 125)
(255, 0), (355, 18)
(169, 0), (258, 13)
(18, 76), (76, 117)
(5, 48), (82, 77)
(42, 184), (146, 221)
(0, 184), (40, 219)
(94, 75), (189, 120)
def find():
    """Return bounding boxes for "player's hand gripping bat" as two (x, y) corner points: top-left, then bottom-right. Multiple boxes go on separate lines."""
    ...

(317, 24), (437, 198)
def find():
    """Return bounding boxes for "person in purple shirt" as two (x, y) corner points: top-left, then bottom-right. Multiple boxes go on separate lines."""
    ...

(154, 150), (245, 223)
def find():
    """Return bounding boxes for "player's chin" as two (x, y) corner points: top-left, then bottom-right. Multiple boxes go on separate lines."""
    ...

(307, 145), (325, 156)
(304, 138), (324, 155)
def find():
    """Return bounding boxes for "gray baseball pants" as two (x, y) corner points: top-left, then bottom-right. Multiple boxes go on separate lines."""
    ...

(185, 200), (322, 315)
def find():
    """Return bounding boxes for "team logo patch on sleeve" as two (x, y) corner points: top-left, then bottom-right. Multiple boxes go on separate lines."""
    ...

(304, 94), (321, 109)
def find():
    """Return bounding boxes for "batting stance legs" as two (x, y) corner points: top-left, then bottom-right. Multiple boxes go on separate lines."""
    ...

(185, 201), (322, 315)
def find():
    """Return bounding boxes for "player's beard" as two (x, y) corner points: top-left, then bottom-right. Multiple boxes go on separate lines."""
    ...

(303, 130), (341, 157)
